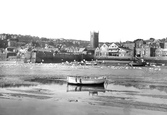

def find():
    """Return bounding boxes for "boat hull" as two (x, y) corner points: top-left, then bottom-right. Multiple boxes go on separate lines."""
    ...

(67, 76), (106, 85)
(129, 62), (146, 66)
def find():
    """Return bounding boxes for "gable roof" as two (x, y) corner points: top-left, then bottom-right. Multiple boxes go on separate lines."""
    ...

(79, 48), (86, 52)
(108, 43), (119, 49)
(100, 43), (108, 47)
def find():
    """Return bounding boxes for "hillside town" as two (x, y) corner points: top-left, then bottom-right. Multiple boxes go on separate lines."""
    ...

(1, 32), (167, 64)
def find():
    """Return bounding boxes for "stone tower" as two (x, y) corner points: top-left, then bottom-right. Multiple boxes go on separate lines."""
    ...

(90, 31), (99, 48)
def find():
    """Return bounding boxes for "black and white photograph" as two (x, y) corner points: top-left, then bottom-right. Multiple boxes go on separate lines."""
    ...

(0, 0), (167, 115)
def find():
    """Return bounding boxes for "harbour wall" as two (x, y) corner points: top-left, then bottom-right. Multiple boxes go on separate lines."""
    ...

(24, 51), (94, 63)
(144, 57), (167, 65)
(19, 51), (167, 65)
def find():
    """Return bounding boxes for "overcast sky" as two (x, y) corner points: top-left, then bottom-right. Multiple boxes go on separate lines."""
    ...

(0, 0), (167, 42)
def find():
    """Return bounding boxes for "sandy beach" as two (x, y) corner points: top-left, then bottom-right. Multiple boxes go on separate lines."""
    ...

(0, 62), (167, 115)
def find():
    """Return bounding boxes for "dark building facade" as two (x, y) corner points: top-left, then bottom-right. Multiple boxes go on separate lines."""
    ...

(90, 31), (99, 48)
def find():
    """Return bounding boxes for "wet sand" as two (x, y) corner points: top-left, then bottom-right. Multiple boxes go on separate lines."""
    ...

(0, 62), (167, 115)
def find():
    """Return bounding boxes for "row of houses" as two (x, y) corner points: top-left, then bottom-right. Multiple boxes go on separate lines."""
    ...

(94, 38), (167, 59)
(94, 43), (133, 57)
(134, 39), (167, 58)
(2, 32), (167, 61)
(3, 40), (167, 59)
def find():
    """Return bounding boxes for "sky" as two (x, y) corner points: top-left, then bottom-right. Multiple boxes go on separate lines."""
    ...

(0, 0), (167, 42)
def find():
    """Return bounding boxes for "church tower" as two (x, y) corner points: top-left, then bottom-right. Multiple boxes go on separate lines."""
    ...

(90, 31), (99, 48)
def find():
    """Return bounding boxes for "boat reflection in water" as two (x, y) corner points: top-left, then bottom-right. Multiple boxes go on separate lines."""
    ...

(67, 84), (106, 96)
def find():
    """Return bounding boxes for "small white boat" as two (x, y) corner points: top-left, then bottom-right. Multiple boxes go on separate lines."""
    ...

(67, 76), (106, 85)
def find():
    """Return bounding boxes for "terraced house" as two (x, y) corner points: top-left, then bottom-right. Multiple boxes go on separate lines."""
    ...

(94, 43), (133, 60)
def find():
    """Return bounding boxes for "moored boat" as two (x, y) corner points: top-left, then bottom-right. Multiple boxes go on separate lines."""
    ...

(129, 58), (147, 66)
(129, 61), (147, 66)
(67, 76), (106, 85)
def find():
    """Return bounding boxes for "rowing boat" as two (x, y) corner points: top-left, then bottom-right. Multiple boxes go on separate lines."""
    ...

(67, 76), (106, 85)
(129, 58), (147, 67)
(129, 61), (147, 66)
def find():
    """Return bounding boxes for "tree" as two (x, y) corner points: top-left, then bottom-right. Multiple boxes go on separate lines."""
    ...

(48, 41), (55, 47)
(31, 41), (40, 47)
(0, 39), (8, 48)
(149, 38), (155, 42)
